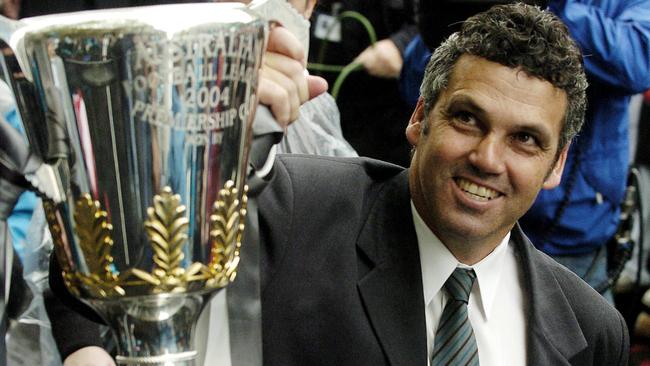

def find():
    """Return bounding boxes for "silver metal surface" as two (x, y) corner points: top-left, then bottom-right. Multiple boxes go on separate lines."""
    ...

(0, 3), (273, 364)
(92, 293), (209, 366)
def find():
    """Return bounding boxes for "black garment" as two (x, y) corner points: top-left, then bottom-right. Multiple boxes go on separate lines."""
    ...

(416, 0), (549, 51)
(0, 181), (33, 365)
(258, 155), (628, 366)
(43, 288), (104, 360)
(309, 0), (416, 167)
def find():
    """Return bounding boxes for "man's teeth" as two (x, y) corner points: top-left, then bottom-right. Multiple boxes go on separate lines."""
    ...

(457, 179), (499, 201)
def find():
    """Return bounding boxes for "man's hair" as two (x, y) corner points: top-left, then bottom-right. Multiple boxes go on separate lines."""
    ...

(420, 3), (587, 150)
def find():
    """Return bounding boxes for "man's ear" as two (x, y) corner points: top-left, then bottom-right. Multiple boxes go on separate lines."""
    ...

(406, 98), (425, 146)
(542, 143), (570, 189)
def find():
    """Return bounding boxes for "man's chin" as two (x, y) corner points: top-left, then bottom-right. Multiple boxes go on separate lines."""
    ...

(435, 215), (506, 246)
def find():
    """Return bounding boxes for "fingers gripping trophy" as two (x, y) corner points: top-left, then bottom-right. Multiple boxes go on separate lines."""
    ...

(0, 1), (309, 365)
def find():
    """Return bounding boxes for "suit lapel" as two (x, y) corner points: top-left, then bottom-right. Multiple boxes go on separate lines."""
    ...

(356, 170), (428, 366)
(512, 224), (588, 365)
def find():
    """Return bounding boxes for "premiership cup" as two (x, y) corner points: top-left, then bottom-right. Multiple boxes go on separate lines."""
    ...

(0, 2), (307, 364)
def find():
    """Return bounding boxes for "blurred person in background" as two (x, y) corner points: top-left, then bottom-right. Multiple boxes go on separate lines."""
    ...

(400, 0), (548, 108)
(309, 0), (416, 167)
(519, 0), (650, 303)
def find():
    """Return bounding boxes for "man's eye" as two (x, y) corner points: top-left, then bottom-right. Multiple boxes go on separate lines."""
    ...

(454, 111), (476, 124)
(514, 132), (537, 145)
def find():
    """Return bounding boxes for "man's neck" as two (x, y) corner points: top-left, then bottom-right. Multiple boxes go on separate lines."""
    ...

(429, 225), (511, 266)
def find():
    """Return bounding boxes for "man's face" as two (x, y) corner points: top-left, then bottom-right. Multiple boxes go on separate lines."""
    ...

(407, 55), (569, 261)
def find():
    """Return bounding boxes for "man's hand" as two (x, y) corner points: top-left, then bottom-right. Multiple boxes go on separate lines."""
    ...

(258, 26), (327, 128)
(1, 0), (20, 19)
(64, 346), (115, 366)
(354, 39), (403, 79)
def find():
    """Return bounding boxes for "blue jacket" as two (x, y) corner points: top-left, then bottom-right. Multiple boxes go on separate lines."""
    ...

(399, 35), (430, 108)
(6, 108), (36, 259)
(520, 0), (650, 255)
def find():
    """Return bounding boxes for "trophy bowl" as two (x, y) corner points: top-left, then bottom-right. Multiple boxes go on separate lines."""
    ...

(0, 3), (270, 364)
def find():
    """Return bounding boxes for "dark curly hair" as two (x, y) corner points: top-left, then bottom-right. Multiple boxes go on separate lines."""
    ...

(420, 3), (587, 150)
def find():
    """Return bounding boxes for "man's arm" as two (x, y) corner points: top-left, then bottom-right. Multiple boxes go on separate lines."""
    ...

(46, 249), (114, 366)
(354, 38), (408, 79)
(354, 1), (417, 79)
(549, 0), (650, 92)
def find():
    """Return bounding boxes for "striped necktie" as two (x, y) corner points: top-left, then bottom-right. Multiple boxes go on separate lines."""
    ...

(431, 268), (479, 365)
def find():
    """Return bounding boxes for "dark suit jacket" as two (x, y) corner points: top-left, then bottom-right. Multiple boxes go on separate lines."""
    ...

(258, 155), (629, 366)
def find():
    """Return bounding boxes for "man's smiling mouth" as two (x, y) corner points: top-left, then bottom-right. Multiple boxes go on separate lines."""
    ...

(455, 178), (501, 201)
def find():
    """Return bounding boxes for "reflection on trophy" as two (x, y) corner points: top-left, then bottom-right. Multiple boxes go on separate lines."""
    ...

(0, 2), (306, 364)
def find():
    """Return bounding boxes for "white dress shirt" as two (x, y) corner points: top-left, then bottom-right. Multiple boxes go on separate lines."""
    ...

(411, 202), (528, 366)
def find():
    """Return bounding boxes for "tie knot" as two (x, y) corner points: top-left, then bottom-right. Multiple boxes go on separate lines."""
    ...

(444, 268), (476, 303)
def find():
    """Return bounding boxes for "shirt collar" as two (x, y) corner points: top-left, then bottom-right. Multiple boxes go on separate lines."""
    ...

(411, 201), (511, 321)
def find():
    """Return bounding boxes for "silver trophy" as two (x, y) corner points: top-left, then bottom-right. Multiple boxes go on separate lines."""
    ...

(0, 1), (308, 365)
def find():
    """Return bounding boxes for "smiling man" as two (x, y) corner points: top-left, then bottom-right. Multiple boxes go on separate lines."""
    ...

(256, 3), (628, 366)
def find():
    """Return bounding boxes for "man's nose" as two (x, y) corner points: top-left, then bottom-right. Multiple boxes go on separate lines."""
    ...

(467, 135), (506, 175)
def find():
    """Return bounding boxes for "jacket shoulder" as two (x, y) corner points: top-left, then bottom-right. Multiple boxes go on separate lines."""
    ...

(532, 249), (629, 365)
(276, 154), (405, 181)
(264, 154), (406, 217)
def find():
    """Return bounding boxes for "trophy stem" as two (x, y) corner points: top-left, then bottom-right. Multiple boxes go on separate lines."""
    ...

(89, 292), (213, 366)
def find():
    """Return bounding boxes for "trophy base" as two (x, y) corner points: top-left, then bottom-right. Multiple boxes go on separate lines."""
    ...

(88, 291), (216, 366)
(115, 350), (197, 365)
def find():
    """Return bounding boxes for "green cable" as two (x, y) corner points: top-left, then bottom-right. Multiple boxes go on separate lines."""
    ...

(331, 62), (364, 100)
(338, 11), (377, 45)
(312, 10), (378, 70)
(309, 10), (379, 100)
(307, 63), (345, 73)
